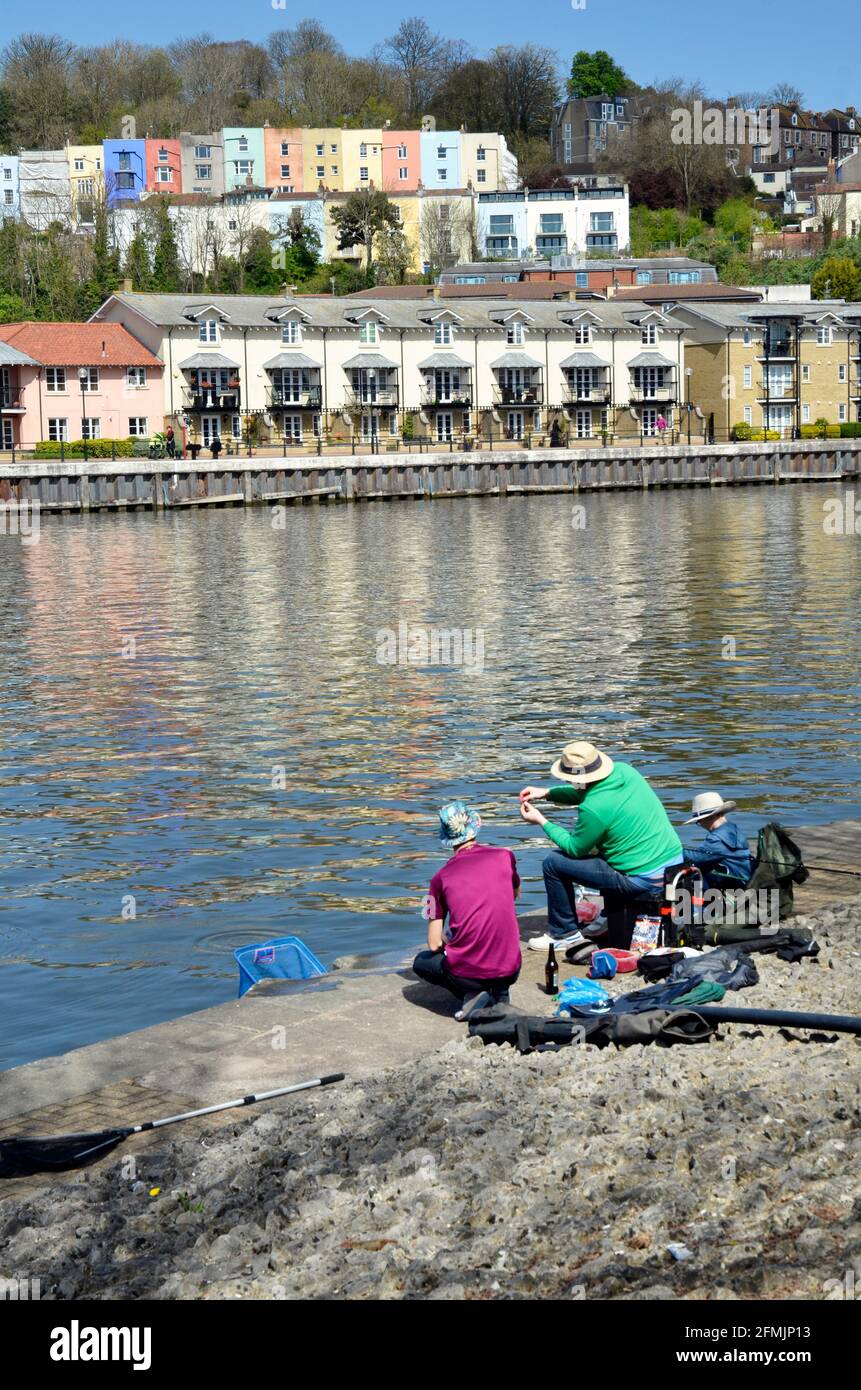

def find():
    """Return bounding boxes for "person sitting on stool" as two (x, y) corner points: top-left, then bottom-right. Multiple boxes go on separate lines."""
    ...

(683, 792), (752, 887)
(412, 801), (522, 1021)
(519, 740), (683, 950)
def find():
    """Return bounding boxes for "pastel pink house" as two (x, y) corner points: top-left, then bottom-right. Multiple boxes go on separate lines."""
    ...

(0, 323), (164, 450)
(381, 131), (421, 192)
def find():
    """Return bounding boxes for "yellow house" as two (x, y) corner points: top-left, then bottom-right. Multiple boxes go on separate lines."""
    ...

(66, 144), (105, 227)
(301, 130), (344, 192)
(341, 130), (383, 194)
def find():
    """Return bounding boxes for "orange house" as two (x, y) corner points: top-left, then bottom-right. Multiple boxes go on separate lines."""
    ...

(145, 138), (182, 195)
(381, 131), (421, 193)
(263, 128), (305, 193)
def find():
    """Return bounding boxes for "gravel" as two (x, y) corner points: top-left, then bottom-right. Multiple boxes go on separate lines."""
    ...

(2, 898), (861, 1301)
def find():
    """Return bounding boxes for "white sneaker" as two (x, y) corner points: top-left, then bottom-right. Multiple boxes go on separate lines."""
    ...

(527, 930), (586, 952)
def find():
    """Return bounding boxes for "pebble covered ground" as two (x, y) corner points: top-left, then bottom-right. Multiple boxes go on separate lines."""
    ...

(2, 898), (860, 1300)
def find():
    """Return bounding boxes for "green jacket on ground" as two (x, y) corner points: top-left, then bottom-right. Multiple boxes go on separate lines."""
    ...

(543, 761), (683, 875)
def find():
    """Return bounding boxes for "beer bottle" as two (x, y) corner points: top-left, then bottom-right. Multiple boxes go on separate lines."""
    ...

(545, 942), (559, 995)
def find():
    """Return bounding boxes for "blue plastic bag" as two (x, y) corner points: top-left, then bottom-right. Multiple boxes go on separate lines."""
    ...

(555, 975), (611, 1015)
(588, 950), (618, 980)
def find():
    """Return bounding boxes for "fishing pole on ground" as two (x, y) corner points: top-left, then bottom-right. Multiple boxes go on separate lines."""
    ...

(0, 1072), (346, 1179)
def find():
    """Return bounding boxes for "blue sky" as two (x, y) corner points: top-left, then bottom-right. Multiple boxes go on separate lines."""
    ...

(0, 1), (856, 111)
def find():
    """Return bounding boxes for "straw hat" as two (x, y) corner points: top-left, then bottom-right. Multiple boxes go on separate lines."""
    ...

(684, 792), (737, 824)
(550, 741), (614, 787)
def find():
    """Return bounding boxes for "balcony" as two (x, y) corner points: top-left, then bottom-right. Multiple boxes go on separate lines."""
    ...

(420, 384), (472, 408)
(0, 390), (25, 412)
(266, 385), (322, 409)
(628, 384), (676, 403)
(345, 387), (399, 409)
(492, 382), (543, 405)
(561, 381), (611, 405)
(757, 379), (796, 400)
(757, 339), (795, 359)
(183, 385), (242, 411)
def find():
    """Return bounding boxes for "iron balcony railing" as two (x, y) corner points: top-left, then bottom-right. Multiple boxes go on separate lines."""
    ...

(345, 387), (399, 408)
(492, 382), (543, 405)
(757, 340), (795, 359)
(0, 390), (25, 410)
(757, 379), (796, 399)
(183, 383), (241, 411)
(266, 385), (322, 408)
(628, 383), (677, 403)
(561, 381), (611, 405)
(419, 384), (472, 407)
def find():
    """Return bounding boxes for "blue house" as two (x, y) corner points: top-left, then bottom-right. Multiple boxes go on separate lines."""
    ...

(420, 131), (461, 189)
(103, 139), (147, 207)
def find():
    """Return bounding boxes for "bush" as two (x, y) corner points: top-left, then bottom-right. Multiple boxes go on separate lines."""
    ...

(839, 422), (861, 437)
(732, 424), (781, 441)
(34, 437), (136, 459)
(732, 421), (753, 440)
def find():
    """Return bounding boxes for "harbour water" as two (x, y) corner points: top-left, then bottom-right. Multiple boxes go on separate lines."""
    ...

(1, 486), (860, 1070)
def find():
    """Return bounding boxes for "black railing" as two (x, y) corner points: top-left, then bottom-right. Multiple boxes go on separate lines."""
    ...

(266, 386), (322, 408)
(492, 384), (543, 405)
(184, 388), (242, 411)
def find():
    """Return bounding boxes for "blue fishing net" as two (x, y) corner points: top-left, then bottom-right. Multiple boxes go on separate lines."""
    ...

(234, 935), (326, 998)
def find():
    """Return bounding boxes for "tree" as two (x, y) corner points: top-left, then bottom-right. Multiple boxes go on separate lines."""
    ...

(330, 190), (400, 278)
(420, 199), (472, 275)
(568, 50), (630, 100)
(271, 207), (321, 276)
(2, 32), (76, 146)
(431, 59), (502, 135)
(384, 17), (456, 119)
(811, 257), (861, 301)
(768, 82), (804, 108)
(122, 224), (153, 292)
(815, 188), (845, 250)
(375, 225), (412, 284)
(150, 199), (182, 290)
(488, 44), (559, 140)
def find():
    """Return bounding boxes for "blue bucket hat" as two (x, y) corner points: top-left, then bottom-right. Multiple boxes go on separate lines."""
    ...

(438, 800), (481, 849)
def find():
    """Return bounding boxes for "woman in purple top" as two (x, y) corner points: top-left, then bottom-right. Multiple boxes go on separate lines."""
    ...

(412, 801), (522, 1020)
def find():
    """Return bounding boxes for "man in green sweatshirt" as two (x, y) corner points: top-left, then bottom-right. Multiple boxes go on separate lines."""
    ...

(520, 740), (683, 946)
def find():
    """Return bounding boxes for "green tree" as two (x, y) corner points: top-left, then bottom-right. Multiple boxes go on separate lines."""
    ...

(122, 227), (153, 293)
(329, 189), (400, 278)
(811, 257), (861, 301)
(0, 291), (26, 321)
(375, 225), (412, 284)
(150, 200), (182, 291)
(567, 50), (630, 100)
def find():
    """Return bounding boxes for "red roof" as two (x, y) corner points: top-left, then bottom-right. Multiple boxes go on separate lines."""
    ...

(0, 322), (162, 368)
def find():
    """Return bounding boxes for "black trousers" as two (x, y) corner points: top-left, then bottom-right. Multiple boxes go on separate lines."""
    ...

(412, 949), (519, 1002)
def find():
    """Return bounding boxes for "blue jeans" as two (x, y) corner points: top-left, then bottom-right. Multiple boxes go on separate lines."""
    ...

(542, 852), (664, 935)
(412, 949), (519, 1003)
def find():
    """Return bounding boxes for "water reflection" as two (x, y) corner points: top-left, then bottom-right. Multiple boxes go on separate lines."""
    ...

(1, 488), (860, 1068)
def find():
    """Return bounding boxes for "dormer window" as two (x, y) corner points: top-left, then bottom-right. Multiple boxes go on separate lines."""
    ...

(572, 322), (591, 344)
(434, 322), (453, 346)
(641, 323), (658, 345)
(199, 319), (220, 343)
(359, 321), (379, 345)
(817, 325), (832, 345)
(281, 320), (302, 344)
(791, 114), (798, 126)
(506, 322), (524, 345)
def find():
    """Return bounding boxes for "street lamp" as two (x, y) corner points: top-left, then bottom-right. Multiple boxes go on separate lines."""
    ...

(78, 367), (90, 462)
(685, 366), (694, 444)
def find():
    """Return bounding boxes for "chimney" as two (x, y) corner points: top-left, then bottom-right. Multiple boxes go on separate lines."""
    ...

(432, 283), (441, 300)
(122, 277), (133, 293)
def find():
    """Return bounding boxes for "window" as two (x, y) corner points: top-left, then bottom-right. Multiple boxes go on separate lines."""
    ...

(116, 172), (135, 190)
(156, 168), (172, 183)
(576, 273), (588, 288)
(74, 158), (84, 172)
(359, 167), (369, 181)
(476, 169), (486, 184)
(506, 322), (524, 346)
(3, 190), (12, 206)
(81, 417), (101, 440)
(195, 165), (212, 180)
(80, 367), (99, 392)
(743, 328), (752, 346)
(238, 137), (248, 152)
(839, 363), (847, 382)
(281, 165), (291, 179)
(281, 320), (302, 344)
(158, 148), (168, 162)
(576, 409), (592, 439)
(802, 405), (810, 423)
(359, 321), (378, 345)
(118, 152), (131, 171)
(315, 144), (324, 157)
(743, 365), (752, 388)
(641, 323), (658, 345)
(279, 185), (294, 193)
(399, 167), (409, 181)
(388, 412), (398, 437)
(668, 271), (701, 284)
(281, 142), (290, 156)
(234, 160), (253, 176)
(330, 144), (337, 155)
(744, 406), (753, 425)
(438, 168), (447, 181)
(590, 212), (614, 232)
(199, 320), (220, 343)
(331, 165), (338, 176)
(316, 166), (325, 179)
(817, 325), (832, 345)
(283, 414), (302, 442)
(540, 213), (564, 234)
(763, 173), (776, 183)
(3, 168), (10, 178)
(637, 271), (652, 285)
(839, 403), (848, 421)
(397, 144), (407, 159)
(48, 418), (68, 441)
(437, 145), (446, 159)
(194, 145), (211, 159)
(573, 322), (591, 344)
(616, 104), (625, 118)
(228, 219), (237, 230)
(359, 143), (367, 158)
(477, 146), (486, 161)
(434, 322), (453, 346)
(126, 366), (147, 387)
(46, 367), (67, 392)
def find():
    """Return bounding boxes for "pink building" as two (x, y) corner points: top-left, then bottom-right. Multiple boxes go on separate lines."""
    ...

(263, 128), (305, 193)
(381, 131), (421, 192)
(145, 138), (182, 195)
(0, 323), (164, 450)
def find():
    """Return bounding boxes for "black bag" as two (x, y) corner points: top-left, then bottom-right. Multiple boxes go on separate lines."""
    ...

(467, 1006), (715, 1053)
(704, 822), (809, 940)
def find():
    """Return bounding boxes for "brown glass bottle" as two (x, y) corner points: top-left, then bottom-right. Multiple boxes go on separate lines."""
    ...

(545, 942), (559, 995)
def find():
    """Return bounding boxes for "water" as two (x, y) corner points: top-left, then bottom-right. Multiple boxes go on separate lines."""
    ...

(1, 487), (860, 1070)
